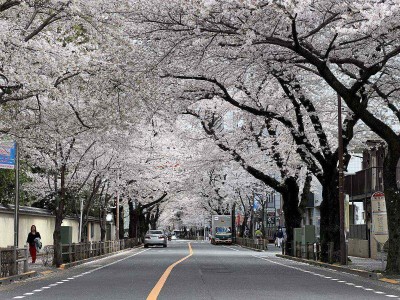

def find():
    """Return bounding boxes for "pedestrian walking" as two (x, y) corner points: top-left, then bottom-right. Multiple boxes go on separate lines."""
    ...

(26, 225), (41, 263)
(273, 231), (278, 247)
(275, 227), (284, 248)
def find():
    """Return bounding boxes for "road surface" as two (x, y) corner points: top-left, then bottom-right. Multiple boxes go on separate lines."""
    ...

(1, 240), (400, 299)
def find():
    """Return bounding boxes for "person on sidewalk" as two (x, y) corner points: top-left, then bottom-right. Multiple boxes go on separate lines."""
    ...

(275, 227), (284, 248)
(26, 225), (41, 263)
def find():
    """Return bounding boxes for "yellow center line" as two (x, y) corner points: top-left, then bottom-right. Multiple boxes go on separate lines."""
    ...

(146, 242), (193, 300)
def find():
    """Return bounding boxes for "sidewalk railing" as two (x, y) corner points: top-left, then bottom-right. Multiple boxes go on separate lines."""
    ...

(235, 237), (268, 251)
(61, 238), (139, 264)
(282, 241), (336, 263)
(0, 247), (29, 277)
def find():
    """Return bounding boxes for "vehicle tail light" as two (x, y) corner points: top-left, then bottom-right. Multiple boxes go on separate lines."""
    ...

(145, 235), (151, 239)
(159, 236), (165, 239)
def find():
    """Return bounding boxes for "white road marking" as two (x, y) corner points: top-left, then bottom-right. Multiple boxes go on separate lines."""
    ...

(253, 255), (399, 298)
(223, 246), (239, 251)
(33, 289), (42, 292)
(11, 248), (149, 299)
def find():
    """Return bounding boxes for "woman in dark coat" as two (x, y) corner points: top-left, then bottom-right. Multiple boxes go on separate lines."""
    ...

(26, 225), (41, 263)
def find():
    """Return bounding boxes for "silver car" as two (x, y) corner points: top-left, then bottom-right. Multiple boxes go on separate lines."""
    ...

(144, 230), (167, 248)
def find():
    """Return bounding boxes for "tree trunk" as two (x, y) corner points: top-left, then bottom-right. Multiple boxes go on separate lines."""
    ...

(231, 203), (236, 242)
(128, 200), (139, 239)
(53, 164), (66, 267)
(281, 177), (301, 255)
(319, 169), (340, 262)
(240, 214), (248, 237)
(100, 208), (106, 242)
(384, 147), (400, 274)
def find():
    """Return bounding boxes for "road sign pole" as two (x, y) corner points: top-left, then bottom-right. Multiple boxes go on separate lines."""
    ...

(13, 142), (19, 274)
(14, 142), (19, 246)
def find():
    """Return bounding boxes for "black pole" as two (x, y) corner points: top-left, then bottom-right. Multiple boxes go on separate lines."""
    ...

(338, 94), (347, 265)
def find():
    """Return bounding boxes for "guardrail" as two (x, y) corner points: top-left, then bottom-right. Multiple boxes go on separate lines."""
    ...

(235, 237), (268, 251)
(0, 247), (29, 277)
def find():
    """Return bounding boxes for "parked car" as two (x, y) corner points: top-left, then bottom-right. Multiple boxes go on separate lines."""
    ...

(144, 230), (167, 248)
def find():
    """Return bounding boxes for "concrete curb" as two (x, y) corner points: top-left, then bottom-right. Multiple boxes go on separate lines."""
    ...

(0, 271), (37, 286)
(276, 254), (383, 280)
(59, 245), (143, 270)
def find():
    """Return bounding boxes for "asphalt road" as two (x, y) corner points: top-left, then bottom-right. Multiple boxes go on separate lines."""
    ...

(1, 241), (400, 300)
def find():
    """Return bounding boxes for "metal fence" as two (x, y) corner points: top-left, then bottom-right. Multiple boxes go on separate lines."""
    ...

(60, 239), (139, 264)
(1, 239), (140, 278)
(0, 247), (29, 278)
(282, 241), (336, 263)
(235, 237), (268, 251)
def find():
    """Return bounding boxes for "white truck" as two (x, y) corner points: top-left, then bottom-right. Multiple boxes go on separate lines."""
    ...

(211, 215), (232, 245)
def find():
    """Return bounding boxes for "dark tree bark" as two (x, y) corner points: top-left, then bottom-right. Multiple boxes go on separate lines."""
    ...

(281, 177), (302, 255)
(319, 168), (340, 261)
(384, 147), (400, 274)
(53, 164), (66, 267)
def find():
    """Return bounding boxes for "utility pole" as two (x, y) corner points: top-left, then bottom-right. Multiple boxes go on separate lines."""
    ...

(338, 94), (347, 265)
(116, 169), (120, 240)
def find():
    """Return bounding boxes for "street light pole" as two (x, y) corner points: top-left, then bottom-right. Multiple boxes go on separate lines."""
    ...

(116, 170), (120, 240)
(338, 94), (347, 265)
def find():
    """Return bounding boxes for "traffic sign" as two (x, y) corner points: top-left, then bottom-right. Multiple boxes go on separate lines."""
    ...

(0, 140), (16, 169)
(371, 191), (388, 244)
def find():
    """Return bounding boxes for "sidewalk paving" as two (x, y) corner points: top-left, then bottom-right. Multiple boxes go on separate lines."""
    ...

(345, 256), (387, 273)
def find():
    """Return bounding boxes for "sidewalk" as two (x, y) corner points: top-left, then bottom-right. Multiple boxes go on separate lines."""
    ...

(345, 256), (387, 273)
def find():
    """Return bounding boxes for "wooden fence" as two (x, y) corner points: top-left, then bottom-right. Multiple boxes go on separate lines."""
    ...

(0, 247), (29, 278)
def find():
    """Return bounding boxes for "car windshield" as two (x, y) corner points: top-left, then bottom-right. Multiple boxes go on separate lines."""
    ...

(149, 230), (163, 235)
(216, 227), (231, 233)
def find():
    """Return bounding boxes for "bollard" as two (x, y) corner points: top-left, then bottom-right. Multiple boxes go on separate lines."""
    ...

(68, 244), (72, 263)
(24, 247), (28, 273)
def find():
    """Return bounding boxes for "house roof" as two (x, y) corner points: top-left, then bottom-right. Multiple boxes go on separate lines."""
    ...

(0, 204), (100, 222)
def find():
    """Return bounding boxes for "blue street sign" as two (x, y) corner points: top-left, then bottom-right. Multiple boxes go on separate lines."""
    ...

(0, 141), (16, 169)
